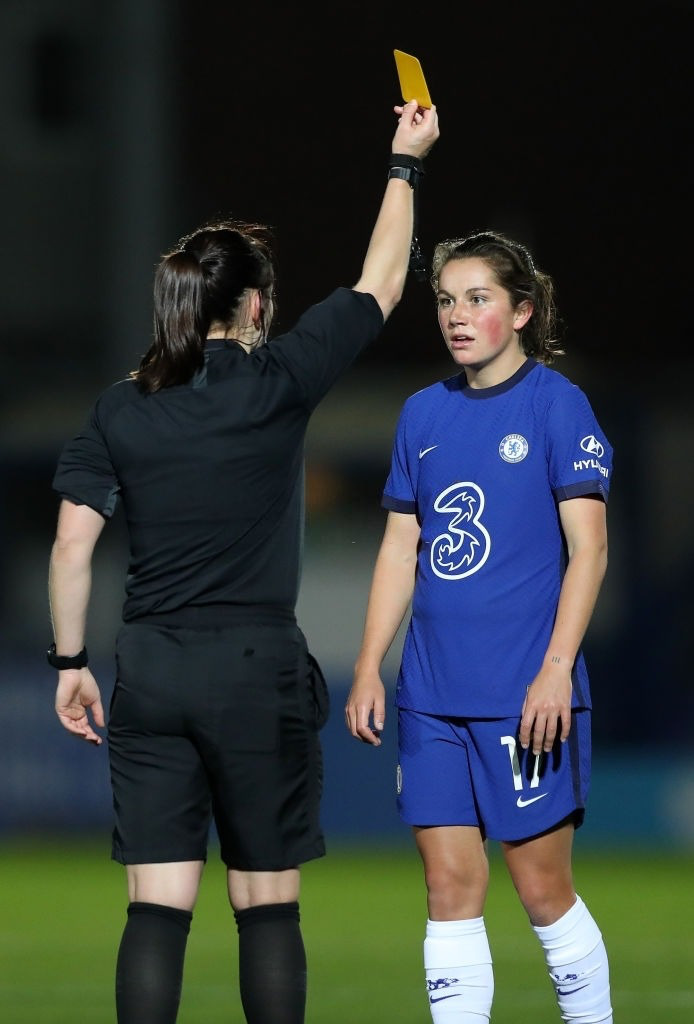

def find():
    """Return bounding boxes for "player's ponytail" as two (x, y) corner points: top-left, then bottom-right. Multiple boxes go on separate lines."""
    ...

(133, 219), (276, 393)
(527, 267), (561, 365)
(430, 230), (564, 365)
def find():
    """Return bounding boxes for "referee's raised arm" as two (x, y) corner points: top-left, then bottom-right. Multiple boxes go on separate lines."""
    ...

(354, 99), (439, 320)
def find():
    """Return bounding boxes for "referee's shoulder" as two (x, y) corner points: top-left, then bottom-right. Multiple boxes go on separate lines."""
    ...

(91, 374), (143, 420)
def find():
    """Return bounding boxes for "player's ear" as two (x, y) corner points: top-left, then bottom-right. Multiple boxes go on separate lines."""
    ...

(514, 300), (533, 331)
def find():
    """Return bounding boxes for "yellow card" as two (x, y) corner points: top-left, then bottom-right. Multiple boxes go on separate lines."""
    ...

(394, 49), (433, 109)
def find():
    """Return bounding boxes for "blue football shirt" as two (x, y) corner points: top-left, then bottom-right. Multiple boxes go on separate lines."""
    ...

(382, 358), (613, 717)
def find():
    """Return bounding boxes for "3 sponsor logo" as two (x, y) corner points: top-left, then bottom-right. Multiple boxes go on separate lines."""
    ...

(431, 482), (490, 580)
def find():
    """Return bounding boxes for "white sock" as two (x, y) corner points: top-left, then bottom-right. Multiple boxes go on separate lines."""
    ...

(533, 894), (613, 1023)
(423, 917), (493, 1022)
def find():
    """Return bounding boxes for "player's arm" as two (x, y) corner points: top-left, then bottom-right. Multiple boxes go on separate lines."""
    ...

(49, 499), (107, 745)
(519, 495), (608, 756)
(345, 510), (420, 746)
(353, 100), (439, 320)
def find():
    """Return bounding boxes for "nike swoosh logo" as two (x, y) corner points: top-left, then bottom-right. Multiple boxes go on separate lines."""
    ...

(557, 985), (589, 996)
(419, 445), (438, 459)
(516, 793), (548, 808)
(430, 994), (459, 1004)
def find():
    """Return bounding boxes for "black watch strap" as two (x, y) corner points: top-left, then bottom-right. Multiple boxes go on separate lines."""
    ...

(387, 154), (425, 190)
(387, 155), (427, 281)
(47, 643), (88, 669)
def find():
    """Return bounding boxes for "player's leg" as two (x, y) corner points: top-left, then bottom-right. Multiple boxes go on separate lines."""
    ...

(415, 825), (489, 921)
(473, 706), (613, 1022)
(115, 862), (204, 1024)
(500, 707), (613, 1024)
(502, 817), (576, 924)
(415, 825), (494, 1023)
(399, 710), (494, 1022)
(502, 822), (612, 1022)
(501, 707), (612, 1022)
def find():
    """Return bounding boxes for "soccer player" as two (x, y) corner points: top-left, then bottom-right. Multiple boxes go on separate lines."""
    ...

(345, 231), (614, 1022)
(47, 98), (439, 1024)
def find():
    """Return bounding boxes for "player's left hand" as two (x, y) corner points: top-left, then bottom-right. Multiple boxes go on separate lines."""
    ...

(519, 664), (572, 756)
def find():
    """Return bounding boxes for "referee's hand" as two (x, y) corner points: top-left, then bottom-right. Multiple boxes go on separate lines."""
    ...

(55, 668), (105, 746)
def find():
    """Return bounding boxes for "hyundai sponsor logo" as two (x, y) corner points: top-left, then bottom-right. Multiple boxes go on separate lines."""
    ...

(580, 435), (604, 459)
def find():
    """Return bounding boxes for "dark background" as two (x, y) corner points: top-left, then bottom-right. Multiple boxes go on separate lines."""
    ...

(1, 0), (692, 838)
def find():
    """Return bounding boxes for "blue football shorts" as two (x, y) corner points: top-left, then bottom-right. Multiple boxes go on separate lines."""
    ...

(396, 707), (591, 841)
(108, 620), (329, 870)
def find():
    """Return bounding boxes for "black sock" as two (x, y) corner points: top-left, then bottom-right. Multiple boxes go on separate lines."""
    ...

(115, 901), (192, 1024)
(234, 901), (307, 1024)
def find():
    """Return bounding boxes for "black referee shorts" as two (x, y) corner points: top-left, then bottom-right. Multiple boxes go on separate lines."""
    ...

(107, 620), (329, 871)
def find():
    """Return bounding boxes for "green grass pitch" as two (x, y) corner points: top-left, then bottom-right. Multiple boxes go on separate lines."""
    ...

(1, 835), (692, 1022)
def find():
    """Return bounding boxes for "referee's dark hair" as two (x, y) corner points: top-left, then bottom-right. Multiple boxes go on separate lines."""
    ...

(133, 219), (276, 393)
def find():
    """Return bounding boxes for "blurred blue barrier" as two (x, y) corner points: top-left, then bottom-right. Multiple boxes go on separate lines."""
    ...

(2, 655), (692, 848)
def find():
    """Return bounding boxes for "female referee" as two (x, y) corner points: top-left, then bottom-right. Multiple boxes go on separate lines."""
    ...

(47, 98), (439, 1024)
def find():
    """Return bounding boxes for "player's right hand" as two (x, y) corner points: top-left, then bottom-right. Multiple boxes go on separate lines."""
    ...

(344, 672), (386, 746)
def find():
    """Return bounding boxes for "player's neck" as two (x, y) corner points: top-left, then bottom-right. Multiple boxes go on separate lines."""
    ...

(464, 347), (527, 390)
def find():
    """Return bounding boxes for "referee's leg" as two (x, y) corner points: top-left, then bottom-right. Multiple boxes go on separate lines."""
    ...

(229, 868), (306, 1024)
(116, 861), (204, 1024)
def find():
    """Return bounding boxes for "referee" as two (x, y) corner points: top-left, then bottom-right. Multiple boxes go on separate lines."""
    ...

(47, 98), (439, 1024)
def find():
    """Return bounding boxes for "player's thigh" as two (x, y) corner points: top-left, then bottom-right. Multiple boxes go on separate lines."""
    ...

(397, 708), (479, 826)
(466, 711), (591, 842)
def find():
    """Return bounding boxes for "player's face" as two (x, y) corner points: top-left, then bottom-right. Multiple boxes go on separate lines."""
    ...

(436, 257), (532, 382)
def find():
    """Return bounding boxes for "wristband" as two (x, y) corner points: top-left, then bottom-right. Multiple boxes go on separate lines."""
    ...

(47, 643), (88, 669)
(388, 154), (427, 281)
(388, 153), (424, 188)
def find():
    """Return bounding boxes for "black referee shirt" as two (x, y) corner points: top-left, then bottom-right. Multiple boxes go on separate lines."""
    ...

(53, 287), (383, 625)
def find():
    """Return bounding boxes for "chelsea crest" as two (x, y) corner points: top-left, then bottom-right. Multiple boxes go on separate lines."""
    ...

(499, 433), (529, 463)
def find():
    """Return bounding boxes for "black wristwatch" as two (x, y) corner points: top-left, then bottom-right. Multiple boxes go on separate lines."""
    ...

(47, 643), (88, 670)
(387, 153), (425, 188)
